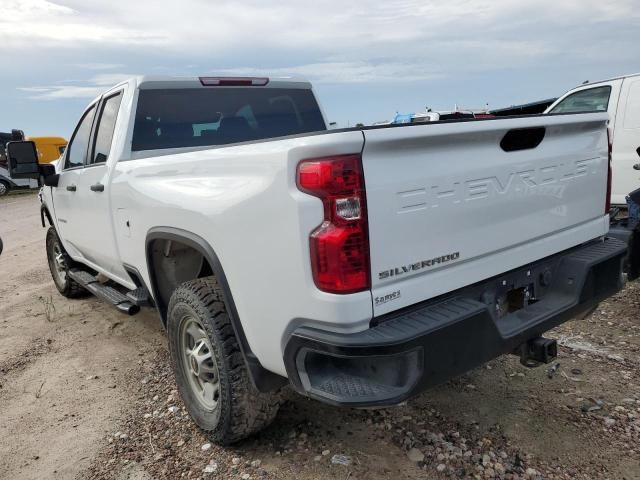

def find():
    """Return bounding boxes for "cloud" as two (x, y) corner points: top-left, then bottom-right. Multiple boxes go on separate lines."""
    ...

(73, 63), (124, 70)
(6, 0), (640, 103)
(4, 0), (640, 71)
(217, 61), (443, 84)
(18, 72), (136, 100)
(0, 0), (165, 46)
(18, 85), (104, 99)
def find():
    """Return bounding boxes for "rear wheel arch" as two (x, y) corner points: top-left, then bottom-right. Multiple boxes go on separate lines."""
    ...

(145, 227), (286, 392)
(145, 228), (224, 321)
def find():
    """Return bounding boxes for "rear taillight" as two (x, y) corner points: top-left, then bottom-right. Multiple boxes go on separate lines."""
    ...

(606, 128), (612, 214)
(297, 154), (370, 294)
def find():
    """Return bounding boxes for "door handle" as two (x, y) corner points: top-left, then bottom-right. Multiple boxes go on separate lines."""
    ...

(90, 183), (105, 192)
(66, 185), (76, 192)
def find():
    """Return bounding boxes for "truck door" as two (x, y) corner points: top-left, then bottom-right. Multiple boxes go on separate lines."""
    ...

(72, 90), (130, 284)
(52, 103), (97, 259)
(613, 78), (640, 203)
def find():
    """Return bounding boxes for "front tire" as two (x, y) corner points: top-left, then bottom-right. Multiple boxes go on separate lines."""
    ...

(167, 277), (280, 444)
(45, 227), (86, 298)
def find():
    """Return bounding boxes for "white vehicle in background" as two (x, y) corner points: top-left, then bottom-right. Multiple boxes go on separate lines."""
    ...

(0, 165), (18, 196)
(0, 130), (39, 195)
(0, 166), (38, 195)
(546, 73), (640, 206)
(7, 75), (626, 444)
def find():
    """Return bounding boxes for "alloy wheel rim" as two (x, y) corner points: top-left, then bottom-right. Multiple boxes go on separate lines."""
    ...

(52, 242), (67, 284)
(180, 316), (220, 411)
(0, 183), (7, 196)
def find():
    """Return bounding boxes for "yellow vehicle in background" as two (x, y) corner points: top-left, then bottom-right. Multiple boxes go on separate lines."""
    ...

(28, 136), (67, 164)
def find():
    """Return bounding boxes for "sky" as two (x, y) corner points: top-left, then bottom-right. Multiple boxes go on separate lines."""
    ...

(1, 0), (639, 136)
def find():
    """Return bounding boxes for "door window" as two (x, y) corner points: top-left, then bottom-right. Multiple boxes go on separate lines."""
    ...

(549, 86), (612, 114)
(65, 105), (97, 169)
(91, 92), (123, 164)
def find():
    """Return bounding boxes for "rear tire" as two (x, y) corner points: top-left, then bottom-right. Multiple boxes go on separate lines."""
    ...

(167, 276), (280, 444)
(45, 227), (86, 298)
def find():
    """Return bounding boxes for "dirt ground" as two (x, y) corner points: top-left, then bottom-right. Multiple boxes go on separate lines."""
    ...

(1, 192), (639, 480)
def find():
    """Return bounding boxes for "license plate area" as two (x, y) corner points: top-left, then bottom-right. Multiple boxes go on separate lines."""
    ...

(488, 263), (554, 320)
(498, 284), (536, 318)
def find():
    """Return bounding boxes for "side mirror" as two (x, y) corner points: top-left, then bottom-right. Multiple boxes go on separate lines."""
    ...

(40, 164), (56, 178)
(636, 146), (640, 158)
(39, 164), (58, 187)
(44, 173), (59, 187)
(6, 141), (39, 179)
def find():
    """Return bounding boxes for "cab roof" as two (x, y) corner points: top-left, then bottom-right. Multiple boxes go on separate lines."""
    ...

(133, 76), (313, 90)
(581, 72), (640, 86)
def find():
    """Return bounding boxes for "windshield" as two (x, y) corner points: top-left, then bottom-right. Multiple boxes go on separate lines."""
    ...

(548, 86), (612, 114)
(132, 87), (326, 151)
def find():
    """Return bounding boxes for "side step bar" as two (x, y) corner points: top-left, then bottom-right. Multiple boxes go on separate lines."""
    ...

(69, 270), (140, 315)
(126, 287), (152, 307)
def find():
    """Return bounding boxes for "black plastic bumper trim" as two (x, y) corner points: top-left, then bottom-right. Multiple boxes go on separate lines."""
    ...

(284, 237), (626, 407)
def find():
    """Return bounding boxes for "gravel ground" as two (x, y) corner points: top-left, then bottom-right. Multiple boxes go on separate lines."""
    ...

(2, 193), (639, 480)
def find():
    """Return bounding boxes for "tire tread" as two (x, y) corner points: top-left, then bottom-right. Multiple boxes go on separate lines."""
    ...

(168, 276), (280, 444)
(45, 227), (87, 298)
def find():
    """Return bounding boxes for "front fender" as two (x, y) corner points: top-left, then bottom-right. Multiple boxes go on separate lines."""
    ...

(40, 204), (54, 228)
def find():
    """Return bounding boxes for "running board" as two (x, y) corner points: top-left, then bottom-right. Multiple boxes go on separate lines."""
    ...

(68, 270), (140, 315)
(126, 286), (151, 307)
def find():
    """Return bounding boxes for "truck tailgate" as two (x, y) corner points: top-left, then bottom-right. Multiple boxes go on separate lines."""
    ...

(362, 113), (610, 316)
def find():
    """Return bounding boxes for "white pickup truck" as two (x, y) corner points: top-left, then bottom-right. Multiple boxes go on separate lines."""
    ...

(7, 76), (626, 444)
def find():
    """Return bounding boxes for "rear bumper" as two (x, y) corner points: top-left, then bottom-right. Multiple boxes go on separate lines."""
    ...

(284, 237), (626, 407)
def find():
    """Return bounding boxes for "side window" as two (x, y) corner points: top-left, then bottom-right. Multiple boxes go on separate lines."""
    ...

(91, 92), (123, 164)
(549, 86), (612, 114)
(65, 105), (97, 169)
(623, 80), (640, 130)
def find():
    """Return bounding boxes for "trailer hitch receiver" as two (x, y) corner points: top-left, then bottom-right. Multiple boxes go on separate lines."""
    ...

(516, 337), (557, 367)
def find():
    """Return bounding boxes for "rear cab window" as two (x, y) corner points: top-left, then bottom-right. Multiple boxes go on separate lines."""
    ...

(131, 87), (326, 151)
(548, 86), (612, 114)
(91, 91), (123, 164)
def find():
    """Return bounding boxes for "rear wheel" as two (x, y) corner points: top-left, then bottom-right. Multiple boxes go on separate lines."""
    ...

(0, 180), (9, 197)
(45, 227), (86, 298)
(167, 276), (280, 444)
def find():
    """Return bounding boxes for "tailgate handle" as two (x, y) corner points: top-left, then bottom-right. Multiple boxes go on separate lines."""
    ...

(500, 127), (546, 152)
